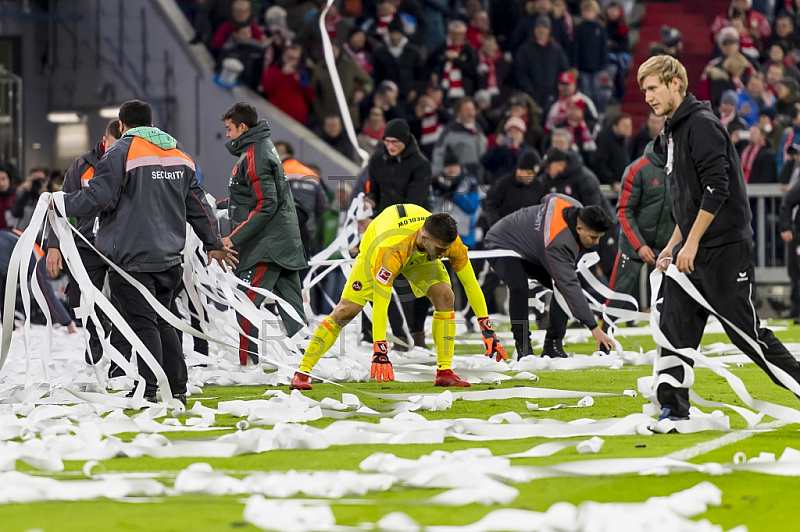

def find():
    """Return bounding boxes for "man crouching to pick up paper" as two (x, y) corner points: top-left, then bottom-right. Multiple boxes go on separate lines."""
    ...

(51, 99), (237, 404)
(290, 204), (507, 390)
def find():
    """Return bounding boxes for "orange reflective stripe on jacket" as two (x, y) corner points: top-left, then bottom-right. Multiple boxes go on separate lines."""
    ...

(125, 136), (196, 173)
(11, 229), (43, 258)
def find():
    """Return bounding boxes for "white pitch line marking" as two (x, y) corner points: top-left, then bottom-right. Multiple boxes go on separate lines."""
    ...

(665, 420), (788, 461)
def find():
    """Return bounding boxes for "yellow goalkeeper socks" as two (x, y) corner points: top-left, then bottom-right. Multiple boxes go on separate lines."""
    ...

(299, 316), (342, 373)
(433, 311), (455, 370)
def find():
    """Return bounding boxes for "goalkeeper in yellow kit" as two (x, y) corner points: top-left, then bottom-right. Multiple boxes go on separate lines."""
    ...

(291, 204), (507, 389)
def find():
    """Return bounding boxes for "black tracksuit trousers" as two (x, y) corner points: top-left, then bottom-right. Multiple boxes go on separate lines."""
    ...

(489, 257), (569, 358)
(657, 239), (800, 417)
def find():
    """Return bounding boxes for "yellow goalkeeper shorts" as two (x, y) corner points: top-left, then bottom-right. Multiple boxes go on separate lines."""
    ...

(341, 253), (451, 306)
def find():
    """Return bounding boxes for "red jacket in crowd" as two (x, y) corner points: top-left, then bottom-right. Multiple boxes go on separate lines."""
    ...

(261, 64), (315, 125)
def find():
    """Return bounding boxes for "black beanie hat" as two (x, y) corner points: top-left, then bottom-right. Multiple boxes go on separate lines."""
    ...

(383, 118), (411, 145)
(516, 150), (541, 171)
(543, 147), (570, 166)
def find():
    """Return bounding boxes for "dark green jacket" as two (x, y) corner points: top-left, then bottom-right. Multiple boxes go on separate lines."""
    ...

(226, 120), (307, 272)
(616, 140), (675, 257)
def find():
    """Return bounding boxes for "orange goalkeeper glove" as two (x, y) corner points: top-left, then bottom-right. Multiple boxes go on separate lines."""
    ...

(478, 317), (508, 361)
(370, 341), (395, 382)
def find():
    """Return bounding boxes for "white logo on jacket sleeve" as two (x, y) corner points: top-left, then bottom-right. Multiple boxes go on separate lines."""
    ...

(376, 267), (393, 284)
(706, 186), (715, 194)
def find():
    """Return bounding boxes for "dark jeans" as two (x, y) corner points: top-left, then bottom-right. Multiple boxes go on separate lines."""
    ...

(66, 246), (131, 371)
(109, 265), (186, 396)
(489, 257), (569, 357)
(657, 240), (800, 417)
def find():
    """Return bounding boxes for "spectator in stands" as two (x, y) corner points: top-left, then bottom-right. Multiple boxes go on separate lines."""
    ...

(656, 25), (683, 59)
(372, 17), (426, 103)
(343, 28), (373, 76)
(193, 0), (236, 47)
(408, 91), (447, 160)
(772, 14), (800, 52)
(766, 63), (787, 96)
(776, 78), (800, 123)
(216, 23), (267, 90)
(432, 152), (481, 248)
(779, 144), (800, 321)
(631, 110), (665, 159)
(605, 1), (630, 103)
(482, 151), (544, 228)
(428, 20), (479, 103)
(363, 118), (433, 349)
(298, 3), (353, 63)
(550, 127), (575, 154)
(363, 0), (398, 50)
(358, 107), (387, 157)
(550, 0), (575, 58)
(319, 115), (355, 161)
(763, 42), (800, 83)
(545, 71), (599, 132)
(730, 11), (760, 62)
(573, 0), (608, 113)
(477, 36), (510, 104)
(480, 117), (539, 183)
(593, 113), (633, 191)
(364, 80), (403, 123)
(710, 0), (771, 53)
(717, 89), (749, 138)
(312, 39), (374, 129)
(276, 141), (329, 255)
(11, 167), (49, 231)
(558, 99), (597, 165)
(737, 72), (775, 127)
(466, 10), (491, 50)
(432, 97), (488, 183)
(0, 168), (16, 230)
(211, 0), (265, 53)
(740, 124), (778, 183)
(261, 44), (314, 125)
(497, 94), (545, 153)
(510, 0), (552, 53)
(263, 6), (294, 68)
(698, 29), (754, 105)
(515, 15), (570, 113)
(472, 91), (497, 137)
(537, 147), (613, 217)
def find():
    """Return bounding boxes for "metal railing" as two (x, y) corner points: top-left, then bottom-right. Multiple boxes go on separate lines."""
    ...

(0, 67), (22, 177)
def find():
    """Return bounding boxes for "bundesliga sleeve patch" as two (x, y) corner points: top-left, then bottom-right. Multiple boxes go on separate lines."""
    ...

(376, 267), (393, 285)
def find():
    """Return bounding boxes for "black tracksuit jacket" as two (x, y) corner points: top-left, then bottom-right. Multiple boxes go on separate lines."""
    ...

(663, 94), (753, 248)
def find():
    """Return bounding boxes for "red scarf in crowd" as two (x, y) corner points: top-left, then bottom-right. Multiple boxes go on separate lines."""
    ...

(478, 49), (500, 96)
(325, 13), (341, 38)
(377, 14), (393, 36)
(343, 43), (372, 74)
(420, 108), (443, 146)
(442, 41), (465, 98)
(567, 119), (596, 152)
(740, 141), (763, 183)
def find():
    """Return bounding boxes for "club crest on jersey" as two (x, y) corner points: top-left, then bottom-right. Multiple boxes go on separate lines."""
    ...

(352, 280), (362, 291)
(376, 267), (393, 284)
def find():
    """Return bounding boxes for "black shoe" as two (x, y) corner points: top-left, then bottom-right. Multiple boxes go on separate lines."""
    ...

(126, 389), (159, 404)
(173, 393), (187, 406)
(515, 342), (534, 361)
(541, 338), (568, 358)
